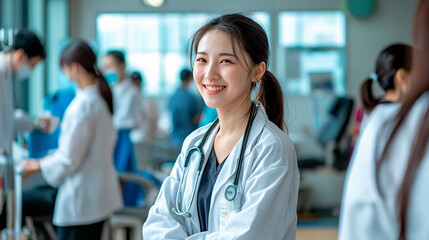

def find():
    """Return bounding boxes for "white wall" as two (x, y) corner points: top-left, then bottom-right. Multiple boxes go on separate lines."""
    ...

(46, 0), (68, 93)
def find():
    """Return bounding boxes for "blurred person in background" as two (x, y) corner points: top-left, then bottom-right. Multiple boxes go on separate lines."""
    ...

(22, 39), (122, 240)
(168, 68), (203, 148)
(339, 1), (429, 239)
(129, 71), (159, 144)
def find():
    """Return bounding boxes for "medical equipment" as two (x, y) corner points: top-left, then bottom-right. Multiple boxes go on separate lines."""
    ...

(172, 102), (259, 218)
(0, 27), (21, 240)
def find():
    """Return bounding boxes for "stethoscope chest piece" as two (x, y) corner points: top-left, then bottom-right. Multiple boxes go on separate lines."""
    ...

(225, 185), (237, 201)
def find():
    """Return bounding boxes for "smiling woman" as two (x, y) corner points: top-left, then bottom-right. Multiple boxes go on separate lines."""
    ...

(143, 13), (299, 240)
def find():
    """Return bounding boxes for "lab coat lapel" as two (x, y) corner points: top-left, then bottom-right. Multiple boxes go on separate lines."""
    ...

(184, 123), (220, 232)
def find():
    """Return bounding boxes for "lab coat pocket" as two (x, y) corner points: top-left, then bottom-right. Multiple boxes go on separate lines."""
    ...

(219, 188), (242, 230)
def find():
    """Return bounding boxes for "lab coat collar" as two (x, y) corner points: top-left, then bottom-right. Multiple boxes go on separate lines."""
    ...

(191, 101), (268, 157)
(76, 84), (98, 96)
(187, 119), (219, 231)
(113, 78), (132, 92)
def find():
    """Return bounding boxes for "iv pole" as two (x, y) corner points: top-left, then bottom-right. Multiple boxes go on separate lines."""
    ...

(0, 27), (21, 240)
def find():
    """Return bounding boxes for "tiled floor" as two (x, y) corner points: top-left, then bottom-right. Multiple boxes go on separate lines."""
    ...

(296, 228), (338, 240)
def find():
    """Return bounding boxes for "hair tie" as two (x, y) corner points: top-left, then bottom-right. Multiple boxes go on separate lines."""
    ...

(369, 72), (378, 82)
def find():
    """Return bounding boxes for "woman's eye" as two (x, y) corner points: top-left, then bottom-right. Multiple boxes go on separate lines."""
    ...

(221, 59), (231, 63)
(196, 58), (207, 63)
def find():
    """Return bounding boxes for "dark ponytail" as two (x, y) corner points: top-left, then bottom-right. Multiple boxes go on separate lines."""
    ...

(256, 70), (284, 130)
(190, 13), (286, 131)
(94, 66), (114, 115)
(359, 78), (380, 114)
(60, 39), (114, 115)
(362, 43), (413, 115)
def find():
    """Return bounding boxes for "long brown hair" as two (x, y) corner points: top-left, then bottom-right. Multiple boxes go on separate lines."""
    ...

(60, 39), (114, 115)
(376, 1), (429, 239)
(189, 13), (285, 130)
(359, 43), (412, 114)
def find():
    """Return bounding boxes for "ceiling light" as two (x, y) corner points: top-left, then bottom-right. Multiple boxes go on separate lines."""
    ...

(143, 0), (164, 7)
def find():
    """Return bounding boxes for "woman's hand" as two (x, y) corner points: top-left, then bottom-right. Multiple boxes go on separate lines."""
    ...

(21, 160), (41, 180)
(36, 118), (51, 133)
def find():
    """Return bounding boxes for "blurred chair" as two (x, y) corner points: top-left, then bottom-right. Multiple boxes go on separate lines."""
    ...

(297, 97), (354, 215)
(298, 97), (354, 170)
(110, 172), (159, 240)
(22, 186), (57, 240)
(150, 136), (181, 170)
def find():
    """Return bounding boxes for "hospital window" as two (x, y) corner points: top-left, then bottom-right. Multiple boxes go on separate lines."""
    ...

(97, 12), (270, 96)
(277, 11), (346, 96)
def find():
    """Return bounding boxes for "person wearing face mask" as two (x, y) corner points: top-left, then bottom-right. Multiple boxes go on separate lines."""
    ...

(0, 29), (64, 235)
(21, 39), (123, 239)
(0, 29), (48, 152)
(102, 50), (142, 206)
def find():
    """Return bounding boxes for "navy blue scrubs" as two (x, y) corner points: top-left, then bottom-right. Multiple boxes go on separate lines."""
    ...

(197, 148), (226, 232)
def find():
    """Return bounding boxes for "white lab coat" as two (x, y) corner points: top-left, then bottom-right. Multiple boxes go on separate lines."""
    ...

(112, 79), (141, 130)
(40, 85), (123, 227)
(339, 92), (429, 240)
(143, 103), (300, 240)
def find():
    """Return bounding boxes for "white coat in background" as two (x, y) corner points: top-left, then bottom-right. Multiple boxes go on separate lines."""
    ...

(112, 79), (141, 130)
(339, 93), (429, 240)
(40, 85), (123, 227)
(143, 103), (300, 240)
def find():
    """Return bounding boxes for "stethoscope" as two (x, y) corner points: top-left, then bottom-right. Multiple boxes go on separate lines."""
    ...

(172, 102), (259, 218)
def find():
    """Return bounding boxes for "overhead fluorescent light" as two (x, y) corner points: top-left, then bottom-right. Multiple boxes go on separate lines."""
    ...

(143, 0), (164, 7)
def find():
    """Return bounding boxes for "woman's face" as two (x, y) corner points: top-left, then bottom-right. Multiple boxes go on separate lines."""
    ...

(193, 30), (258, 110)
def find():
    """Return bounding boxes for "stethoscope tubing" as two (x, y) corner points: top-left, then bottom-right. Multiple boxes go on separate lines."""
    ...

(173, 102), (259, 217)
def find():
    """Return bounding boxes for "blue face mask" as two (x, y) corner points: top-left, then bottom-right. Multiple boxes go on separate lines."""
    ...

(15, 57), (32, 81)
(59, 70), (80, 90)
(58, 70), (74, 89)
(104, 71), (118, 85)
